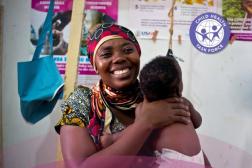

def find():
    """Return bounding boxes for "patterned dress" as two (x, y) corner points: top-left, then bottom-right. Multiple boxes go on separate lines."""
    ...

(55, 81), (143, 148)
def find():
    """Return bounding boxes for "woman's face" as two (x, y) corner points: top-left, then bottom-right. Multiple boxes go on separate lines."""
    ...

(95, 38), (140, 90)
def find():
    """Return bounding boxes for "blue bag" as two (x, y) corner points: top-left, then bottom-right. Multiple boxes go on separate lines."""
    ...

(17, 0), (64, 124)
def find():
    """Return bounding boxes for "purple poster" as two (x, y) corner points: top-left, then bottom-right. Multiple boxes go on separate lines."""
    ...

(30, 0), (118, 86)
(223, 0), (252, 41)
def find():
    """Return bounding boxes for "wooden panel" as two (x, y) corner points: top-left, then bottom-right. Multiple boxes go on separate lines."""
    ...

(0, 5), (3, 168)
(57, 0), (85, 162)
(63, 0), (85, 100)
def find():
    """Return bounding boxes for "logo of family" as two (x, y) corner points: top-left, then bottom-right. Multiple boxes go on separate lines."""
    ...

(189, 12), (230, 54)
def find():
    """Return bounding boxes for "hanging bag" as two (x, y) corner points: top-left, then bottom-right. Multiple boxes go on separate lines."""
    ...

(17, 0), (64, 124)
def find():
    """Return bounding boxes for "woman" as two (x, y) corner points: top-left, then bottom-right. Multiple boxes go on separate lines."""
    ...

(55, 23), (191, 167)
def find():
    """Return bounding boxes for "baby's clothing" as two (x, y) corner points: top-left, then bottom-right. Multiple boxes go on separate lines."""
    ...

(154, 148), (205, 168)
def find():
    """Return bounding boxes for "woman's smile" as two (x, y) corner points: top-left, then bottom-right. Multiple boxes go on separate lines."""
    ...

(112, 68), (130, 76)
(95, 38), (140, 90)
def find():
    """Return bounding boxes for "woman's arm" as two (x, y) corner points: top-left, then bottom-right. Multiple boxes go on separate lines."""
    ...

(60, 126), (97, 167)
(60, 120), (153, 168)
(60, 97), (190, 167)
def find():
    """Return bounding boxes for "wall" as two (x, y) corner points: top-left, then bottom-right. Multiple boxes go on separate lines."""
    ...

(2, 0), (60, 167)
(1, 0), (252, 168)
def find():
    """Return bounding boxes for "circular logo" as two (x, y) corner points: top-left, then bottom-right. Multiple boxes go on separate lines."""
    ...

(190, 12), (230, 54)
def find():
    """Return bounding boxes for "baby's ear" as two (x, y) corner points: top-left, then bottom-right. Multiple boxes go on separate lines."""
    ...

(176, 87), (182, 97)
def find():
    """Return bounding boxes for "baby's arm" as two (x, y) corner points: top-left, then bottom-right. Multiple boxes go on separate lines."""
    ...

(182, 97), (202, 129)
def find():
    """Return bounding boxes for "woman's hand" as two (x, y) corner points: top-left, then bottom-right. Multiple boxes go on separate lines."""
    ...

(135, 97), (191, 130)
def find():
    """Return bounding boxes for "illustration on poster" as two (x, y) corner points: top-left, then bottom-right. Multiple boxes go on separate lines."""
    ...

(30, 9), (115, 56)
(242, 0), (252, 30)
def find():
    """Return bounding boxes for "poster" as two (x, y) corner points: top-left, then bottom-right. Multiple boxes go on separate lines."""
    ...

(129, 0), (218, 40)
(223, 0), (252, 41)
(30, 0), (118, 87)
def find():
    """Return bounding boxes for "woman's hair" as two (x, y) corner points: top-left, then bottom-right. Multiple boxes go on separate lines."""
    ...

(140, 56), (182, 102)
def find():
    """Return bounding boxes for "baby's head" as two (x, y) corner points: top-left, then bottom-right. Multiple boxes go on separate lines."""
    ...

(140, 56), (183, 102)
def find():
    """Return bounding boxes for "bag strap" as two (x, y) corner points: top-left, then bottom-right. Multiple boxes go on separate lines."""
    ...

(33, 0), (54, 61)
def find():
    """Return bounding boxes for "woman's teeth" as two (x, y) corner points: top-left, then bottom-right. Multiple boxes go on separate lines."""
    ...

(113, 68), (129, 75)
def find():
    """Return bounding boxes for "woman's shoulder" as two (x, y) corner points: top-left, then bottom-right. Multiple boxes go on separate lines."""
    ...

(64, 85), (92, 113)
(62, 86), (92, 122)
(55, 85), (93, 133)
(65, 85), (92, 103)
(73, 85), (93, 96)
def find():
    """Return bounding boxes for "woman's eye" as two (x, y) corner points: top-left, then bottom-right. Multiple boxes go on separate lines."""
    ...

(100, 52), (112, 58)
(123, 47), (134, 54)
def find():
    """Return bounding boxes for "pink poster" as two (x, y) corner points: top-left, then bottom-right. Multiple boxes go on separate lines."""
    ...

(30, 0), (118, 86)
(223, 0), (252, 41)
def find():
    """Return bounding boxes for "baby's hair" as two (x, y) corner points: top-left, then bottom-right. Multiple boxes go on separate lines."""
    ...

(140, 56), (182, 102)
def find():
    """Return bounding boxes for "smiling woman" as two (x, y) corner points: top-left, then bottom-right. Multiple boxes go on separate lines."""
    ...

(95, 39), (140, 90)
(55, 23), (191, 168)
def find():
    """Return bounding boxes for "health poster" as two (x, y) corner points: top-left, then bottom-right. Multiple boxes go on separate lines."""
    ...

(30, 0), (118, 87)
(129, 0), (218, 40)
(223, 0), (252, 41)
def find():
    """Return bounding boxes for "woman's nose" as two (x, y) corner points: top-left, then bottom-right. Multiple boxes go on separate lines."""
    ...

(112, 52), (126, 64)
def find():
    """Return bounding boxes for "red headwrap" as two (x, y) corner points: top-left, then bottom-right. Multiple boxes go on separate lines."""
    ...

(87, 23), (141, 70)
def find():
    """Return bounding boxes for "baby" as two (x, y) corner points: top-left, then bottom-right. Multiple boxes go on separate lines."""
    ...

(139, 54), (210, 167)
(100, 54), (211, 167)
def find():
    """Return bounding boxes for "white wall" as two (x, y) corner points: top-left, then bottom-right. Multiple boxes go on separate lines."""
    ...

(2, 0), (252, 168)
(2, 0), (60, 167)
